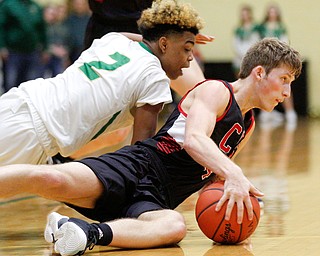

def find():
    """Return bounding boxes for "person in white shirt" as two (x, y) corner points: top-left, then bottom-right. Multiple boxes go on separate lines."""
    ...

(0, 0), (204, 165)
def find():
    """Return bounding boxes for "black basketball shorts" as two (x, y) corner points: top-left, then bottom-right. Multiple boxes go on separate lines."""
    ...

(68, 145), (172, 223)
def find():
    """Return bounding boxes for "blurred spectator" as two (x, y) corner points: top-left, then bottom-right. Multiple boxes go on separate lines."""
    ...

(0, 58), (3, 95)
(258, 3), (298, 130)
(258, 4), (288, 42)
(42, 3), (70, 77)
(0, 0), (48, 92)
(84, 0), (153, 49)
(65, 0), (91, 63)
(232, 5), (260, 77)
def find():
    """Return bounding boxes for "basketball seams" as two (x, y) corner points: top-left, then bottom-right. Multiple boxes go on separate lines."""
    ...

(202, 188), (224, 193)
(195, 181), (260, 244)
(196, 200), (219, 221)
(237, 197), (260, 243)
(211, 213), (226, 241)
(251, 197), (260, 220)
(235, 223), (243, 244)
(196, 188), (223, 220)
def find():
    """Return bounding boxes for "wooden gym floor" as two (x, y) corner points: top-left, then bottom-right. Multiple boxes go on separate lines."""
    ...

(0, 116), (319, 255)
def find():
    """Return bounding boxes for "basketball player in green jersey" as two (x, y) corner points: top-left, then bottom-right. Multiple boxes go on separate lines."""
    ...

(0, 0), (204, 165)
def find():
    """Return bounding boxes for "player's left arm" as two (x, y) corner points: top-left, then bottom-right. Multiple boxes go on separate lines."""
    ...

(130, 103), (164, 144)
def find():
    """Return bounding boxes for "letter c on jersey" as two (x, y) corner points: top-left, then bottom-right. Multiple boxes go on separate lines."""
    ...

(219, 123), (242, 154)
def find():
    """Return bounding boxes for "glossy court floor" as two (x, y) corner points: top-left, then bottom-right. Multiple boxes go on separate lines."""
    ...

(0, 116), (319, 255)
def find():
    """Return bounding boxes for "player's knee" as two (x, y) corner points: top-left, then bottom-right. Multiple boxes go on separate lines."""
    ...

(170, 219), (187, 244)
(163, 211), (187, 244)
(31, 168), (66, 190)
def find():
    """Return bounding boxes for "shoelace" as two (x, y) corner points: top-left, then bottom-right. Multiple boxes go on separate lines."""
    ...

(51, 233), (57, 243)
(76, 229), (98, 255)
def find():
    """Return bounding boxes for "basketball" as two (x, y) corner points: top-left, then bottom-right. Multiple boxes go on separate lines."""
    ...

(195, 180), (260, 244)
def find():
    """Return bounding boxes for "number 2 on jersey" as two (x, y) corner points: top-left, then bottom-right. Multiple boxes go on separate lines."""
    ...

(79, 52), (130, 80)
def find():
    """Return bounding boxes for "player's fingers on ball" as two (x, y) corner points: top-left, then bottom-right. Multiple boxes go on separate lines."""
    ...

(215, 199), (223, 212)
(225, 198), (235, 221)
(215, 194), (227, 211)
(236, 200), (244, 224)
(244, 197), (253, 220)
(250, 184), (264, 197)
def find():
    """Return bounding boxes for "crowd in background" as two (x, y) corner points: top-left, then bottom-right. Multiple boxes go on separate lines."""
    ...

(0, 1), (298, 129)
(42, 0), (91, 77)
(232, 3), (298, 130)
(0, 0), (91, 95)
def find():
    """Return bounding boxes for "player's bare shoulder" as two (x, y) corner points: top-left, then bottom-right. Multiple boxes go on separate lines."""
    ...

(194, 80), (230, 102)
(181, 80), (230, 117)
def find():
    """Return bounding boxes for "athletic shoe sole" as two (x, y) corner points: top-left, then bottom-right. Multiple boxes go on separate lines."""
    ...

(44, 212), (68, 243)
(54, 222), (87, 256)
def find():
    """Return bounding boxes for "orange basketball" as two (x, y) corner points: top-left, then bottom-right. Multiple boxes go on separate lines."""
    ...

(195, 180), (260, 244)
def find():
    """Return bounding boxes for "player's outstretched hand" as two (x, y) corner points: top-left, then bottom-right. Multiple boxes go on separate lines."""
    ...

(195, 33), (215, 44)
(215, 176), (264, 224)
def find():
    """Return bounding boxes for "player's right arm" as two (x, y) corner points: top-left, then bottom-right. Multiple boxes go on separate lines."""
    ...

(182, 80), (262, 224)
(130, 103), (164, 144)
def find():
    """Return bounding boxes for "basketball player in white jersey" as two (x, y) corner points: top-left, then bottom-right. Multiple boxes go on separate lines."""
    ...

(0, 38), (302, 255)
(0, 0), (204, 165)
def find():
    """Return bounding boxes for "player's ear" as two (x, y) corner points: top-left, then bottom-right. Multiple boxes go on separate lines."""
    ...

(158, 37), (168, 53)
(254, 66), (265, 80)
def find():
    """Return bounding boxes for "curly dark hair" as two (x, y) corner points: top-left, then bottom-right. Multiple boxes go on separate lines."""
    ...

(138, 0), (204, 41)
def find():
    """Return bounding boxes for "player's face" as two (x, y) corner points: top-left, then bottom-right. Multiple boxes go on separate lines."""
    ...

(160, 31), (195, 80)
(259, 65), (295, 111)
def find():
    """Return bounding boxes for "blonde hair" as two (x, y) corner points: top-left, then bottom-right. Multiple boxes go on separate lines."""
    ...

(138, 0), (204, 40)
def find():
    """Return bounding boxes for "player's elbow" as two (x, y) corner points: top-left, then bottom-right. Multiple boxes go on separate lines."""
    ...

(183, 133), (199, 154)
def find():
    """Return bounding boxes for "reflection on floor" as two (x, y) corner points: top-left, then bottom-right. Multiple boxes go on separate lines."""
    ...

(0, 117), (319, 255)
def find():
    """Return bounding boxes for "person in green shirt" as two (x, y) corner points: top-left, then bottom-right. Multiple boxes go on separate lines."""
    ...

(232, 5), (260, 77)
(0, 0), (48, 92)
(257, 4), (298, 130)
